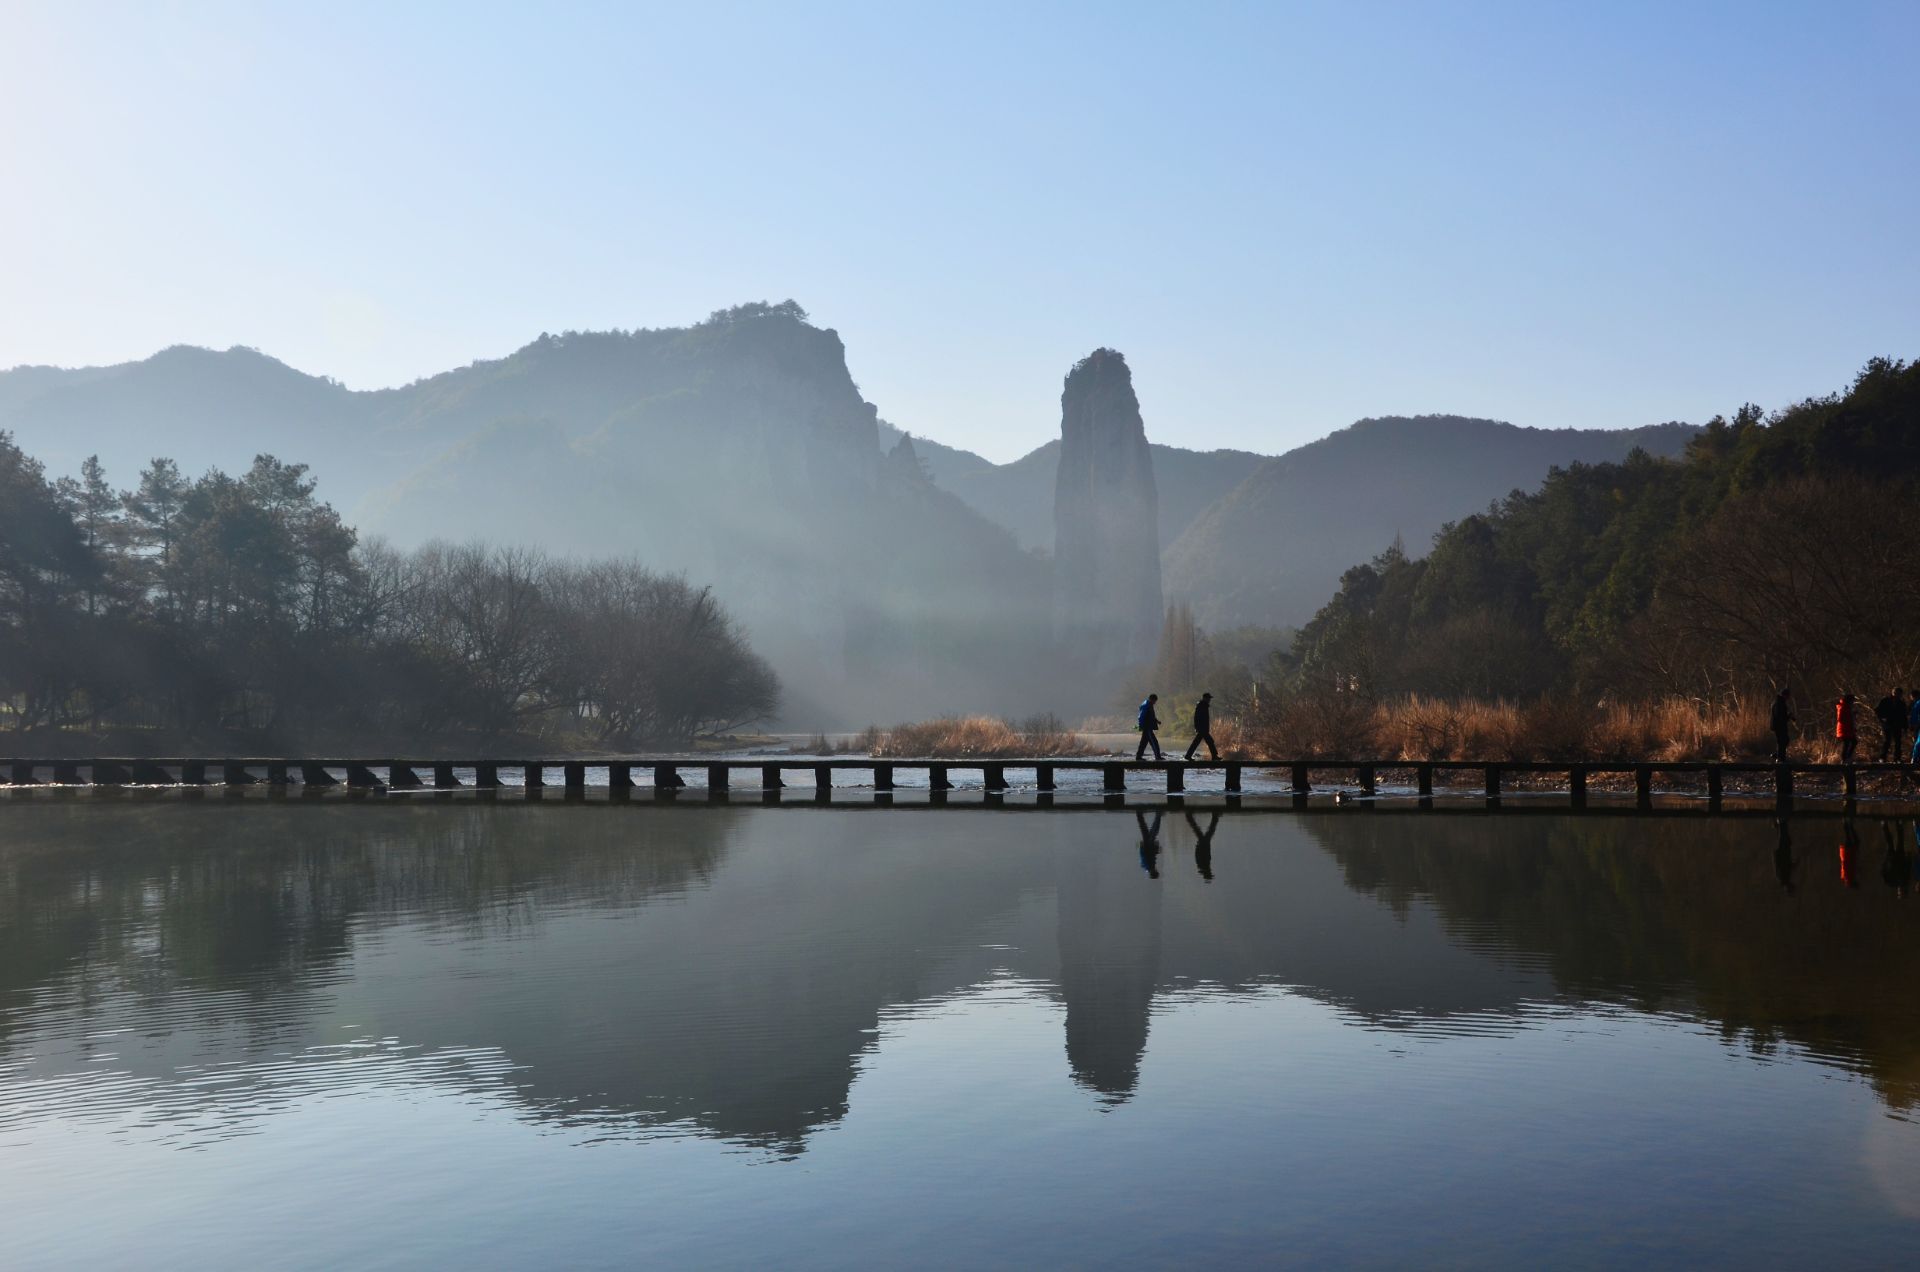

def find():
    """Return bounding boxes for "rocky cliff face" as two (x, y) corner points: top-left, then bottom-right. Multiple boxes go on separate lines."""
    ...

(1052, 349), (1163, 669)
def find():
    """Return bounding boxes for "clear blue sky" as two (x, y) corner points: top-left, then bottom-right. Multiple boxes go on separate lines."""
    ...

(4, 1), (1916, 462)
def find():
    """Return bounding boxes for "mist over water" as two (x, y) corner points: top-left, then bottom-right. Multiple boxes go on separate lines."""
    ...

(3, 801), (1919, 1267)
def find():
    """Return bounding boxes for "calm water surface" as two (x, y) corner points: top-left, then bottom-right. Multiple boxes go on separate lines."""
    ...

(3, 799), (1919, 1268)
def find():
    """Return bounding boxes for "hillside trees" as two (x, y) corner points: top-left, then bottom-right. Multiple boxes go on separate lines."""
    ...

(1277, 358), (1920, 710)
(0, 440), (779, 750)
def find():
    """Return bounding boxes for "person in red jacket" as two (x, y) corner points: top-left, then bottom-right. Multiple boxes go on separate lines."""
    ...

(1836, 693), (1859, 765)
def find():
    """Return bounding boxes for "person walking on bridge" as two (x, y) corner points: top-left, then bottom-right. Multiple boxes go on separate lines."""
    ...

(1184, 692), (1218, 763)
(1876, 688), (1909, 763)
(1135, 694), (1163, 762)
(1770, 688), (1796, 763)
(1909, 695), (1920, 765)
(1836, 692), (1859, 766)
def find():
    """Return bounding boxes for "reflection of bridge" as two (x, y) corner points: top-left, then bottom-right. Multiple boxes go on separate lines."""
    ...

(6, 755), (1913, 809)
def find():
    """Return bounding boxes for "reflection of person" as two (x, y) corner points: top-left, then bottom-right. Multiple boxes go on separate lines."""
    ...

(1773, 819), (1796, 894)
(1838, 819), (1861, 889)
(1185, 809), (1219, 881)
(1136, 810), (1162, 879)
(1136, 695), (1163, 762)
(1184, 693), (1218, 763)
(1881, 821), (1912, 899)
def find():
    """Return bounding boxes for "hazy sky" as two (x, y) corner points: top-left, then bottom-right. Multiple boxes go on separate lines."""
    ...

(3, 1), (1916, 462)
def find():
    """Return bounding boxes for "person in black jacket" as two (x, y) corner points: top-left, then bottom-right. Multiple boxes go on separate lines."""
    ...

(1769, 688), (1796, 763)
(1184, 692), (1218, 762)
(1876, 688), (1909, 763)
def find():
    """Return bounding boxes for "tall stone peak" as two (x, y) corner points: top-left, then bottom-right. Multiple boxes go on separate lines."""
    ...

(1052, 349), (1163, 669)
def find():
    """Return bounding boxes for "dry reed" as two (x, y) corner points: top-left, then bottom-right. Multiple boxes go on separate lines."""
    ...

(868, 715), (1094, 759)
(1247, 694), (1833, 763)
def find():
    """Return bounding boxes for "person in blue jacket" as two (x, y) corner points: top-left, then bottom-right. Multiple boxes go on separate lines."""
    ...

(1136, 693), (1163, 761)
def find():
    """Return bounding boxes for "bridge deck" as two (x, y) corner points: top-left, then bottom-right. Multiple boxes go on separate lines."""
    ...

(3, 755), (1912, 809)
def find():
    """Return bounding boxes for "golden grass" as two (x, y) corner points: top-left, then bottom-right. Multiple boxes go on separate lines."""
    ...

(868, 715), (1094, 759)
(1245, 694), (1844, 762)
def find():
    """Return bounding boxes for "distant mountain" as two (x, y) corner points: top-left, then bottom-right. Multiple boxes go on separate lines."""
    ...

(0, 346), (375, 499)
(0, 318), (1705, 719)
(874, 425), (1265, 553)
(1162, 416), (1700, 630)
(0, 305), (1067, 724)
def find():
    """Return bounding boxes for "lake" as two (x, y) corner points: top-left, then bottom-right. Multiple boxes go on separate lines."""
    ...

(3, 796), (1918, 1268)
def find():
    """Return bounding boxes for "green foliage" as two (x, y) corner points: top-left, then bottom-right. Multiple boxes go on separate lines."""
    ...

(1286, 358), (1920, 703)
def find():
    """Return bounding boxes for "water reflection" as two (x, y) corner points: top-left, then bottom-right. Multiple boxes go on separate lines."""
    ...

(2, 802), (1920, 1162)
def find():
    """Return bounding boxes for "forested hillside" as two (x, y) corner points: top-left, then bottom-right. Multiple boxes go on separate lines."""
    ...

(1280, 358), (1920, 704)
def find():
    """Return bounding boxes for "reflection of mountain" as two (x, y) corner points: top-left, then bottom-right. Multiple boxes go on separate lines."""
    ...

(3, 803), (1917, 1157)
(1299, 814), (1920, 1109)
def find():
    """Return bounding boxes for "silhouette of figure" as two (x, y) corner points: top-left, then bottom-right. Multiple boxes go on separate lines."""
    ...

(1836, 693), (1859, 765)
(1136, 810), (1162, 878)
(1773, 819), (1796, 894)
(1185, 809), (1218, 881)
(1880, 821), (1912, 898)
(1135, 694), (1163, 762)
(1183, 692), (1218, 763)
(1770, 688), (1796, 763)
(1876, 689), (1909, 763)
(1838, 819), (1861, 889)
(1910, 696), (1920, 765)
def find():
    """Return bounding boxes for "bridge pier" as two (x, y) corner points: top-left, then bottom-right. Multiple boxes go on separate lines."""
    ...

(1224, 762), (1241, 793)
(1706, 765), (1723, 811)
(1103, 763), (1125, 794)
(1165, 764), (1183, 794)
(1291, 764), (1309, 795)
(1635, 765), (1653, 809)
(930, 764), (952, 792)
(1417, 763), (1433, 797)
(873, 762), (893, 793)
(1358, 764), (1375, 796)
(9, 761), (36, 785)
(1484, 765), (1501, 804)
(1036, 764), (1055, 792)
(300, 763), (337, 786)
(346, 763), (383, 788)
(762, 764), (783, 793)
(706, 763), (730, 793)
(655, 764), (685, 791)
(1570, 767), (1587, 808)
(474, 763), (500, 789)
(433, 762), (458, 789)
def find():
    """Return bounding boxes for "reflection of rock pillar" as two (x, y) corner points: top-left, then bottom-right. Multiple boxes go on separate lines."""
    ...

(1054, 836), (1163, 1105)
